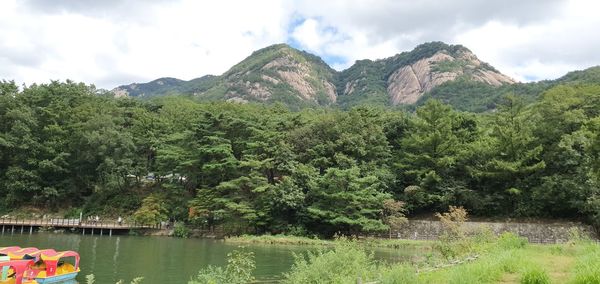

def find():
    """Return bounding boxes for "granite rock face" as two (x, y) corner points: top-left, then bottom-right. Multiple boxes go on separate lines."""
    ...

(386, 50), (515, 105)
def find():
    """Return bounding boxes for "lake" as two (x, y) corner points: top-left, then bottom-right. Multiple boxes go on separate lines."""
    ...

(0, 232), (419, 283)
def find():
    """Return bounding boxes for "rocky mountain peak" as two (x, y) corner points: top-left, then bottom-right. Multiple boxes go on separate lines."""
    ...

(210, 43), (337, 106)
(112, 42), (516, 109)
(386, 48), (515, 105)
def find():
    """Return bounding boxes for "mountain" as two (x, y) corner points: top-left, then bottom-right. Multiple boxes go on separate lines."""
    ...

(113, 44), (337, 108)
(556, 66), (600, 84)
(112, 75), (218, 98)
(410, 65), (600, 112)
(111, 42), (520, 109)
(337, 42), (515, 108)
(199, 44), (338, 107)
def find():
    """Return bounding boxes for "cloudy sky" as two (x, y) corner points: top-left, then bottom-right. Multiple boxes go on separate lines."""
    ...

(1, 0), (599, 89)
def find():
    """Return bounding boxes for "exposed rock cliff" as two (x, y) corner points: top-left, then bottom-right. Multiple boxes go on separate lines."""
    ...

(199, 44), (337, 106)
(386, 50), (515, 105)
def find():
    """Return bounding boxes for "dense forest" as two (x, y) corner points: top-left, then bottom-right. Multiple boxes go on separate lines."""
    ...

(0, 80), (599, 236)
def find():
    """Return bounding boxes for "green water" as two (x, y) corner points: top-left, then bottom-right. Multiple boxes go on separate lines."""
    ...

(0, 232), (418, 283)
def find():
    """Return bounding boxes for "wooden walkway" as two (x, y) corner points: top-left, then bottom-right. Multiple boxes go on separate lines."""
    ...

(0, 217), (163, 236)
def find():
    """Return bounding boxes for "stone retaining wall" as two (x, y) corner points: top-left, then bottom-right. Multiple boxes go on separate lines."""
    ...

(392, 220), (597, 243)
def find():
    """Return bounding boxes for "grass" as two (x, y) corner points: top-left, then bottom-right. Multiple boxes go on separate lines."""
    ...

(224, 234), (431, 249)
(205, 233), (600, 284)
(571, 241), (600, 284)
(520, 266), (550, 284)
(225, 234), (333, 246)
(231, 233), (598, 284)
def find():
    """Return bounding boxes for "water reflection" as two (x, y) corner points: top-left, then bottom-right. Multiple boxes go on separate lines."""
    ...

(0, 233), (418, 283)
(113, 236), (120, 280)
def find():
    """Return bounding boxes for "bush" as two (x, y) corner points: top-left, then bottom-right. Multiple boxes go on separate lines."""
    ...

(133, 194), (168, 225)
(434, 236), (472, 259)
(285, 225), (308, 237)
(283, 241), (378, 284)
(434, 206), (472, 259)
(496, 232), (527, 250)
(173, 222), (190, 238)
(64, 207), (82, 219)
(189, 249), (255, 284)
(520, 267), (550, 284)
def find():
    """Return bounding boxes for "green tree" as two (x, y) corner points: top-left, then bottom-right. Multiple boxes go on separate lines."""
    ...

(134, 194), (168, 225)
(468, 95), (545, 215)
(395, 100), (469, 211)
(306, 166), (391, 236)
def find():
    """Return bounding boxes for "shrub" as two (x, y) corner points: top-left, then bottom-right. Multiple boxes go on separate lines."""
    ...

(133, 194), (168, 225)
(173, 222), (190, 238)
(435, 206), (468, 240)
(283, 241), (378, 284)
(189, 249), (255, 284)
(285, 225), (308, 237)
(382, 199), (408, 238)
(520, 267), (550, 284)
(496, 232), (527, 250)
(64, 207), (82, 219)
(434, 206), (472, 259)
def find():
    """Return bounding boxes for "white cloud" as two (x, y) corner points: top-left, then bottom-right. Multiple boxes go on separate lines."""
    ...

(1, 0), (599, 88)
(291, 19), (328, 52)
(291, 18), (403, 70)
(0, 0), (291, 88)
(454, 0), (600, 81)
(288, 0), (600, 81)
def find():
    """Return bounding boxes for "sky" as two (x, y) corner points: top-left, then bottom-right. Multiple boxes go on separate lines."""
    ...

(1, 0), (599, 89)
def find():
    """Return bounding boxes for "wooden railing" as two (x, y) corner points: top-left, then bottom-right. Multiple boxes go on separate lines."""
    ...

(0, 217), (163, 230)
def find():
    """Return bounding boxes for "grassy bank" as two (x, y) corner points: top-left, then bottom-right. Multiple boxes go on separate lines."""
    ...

(224, 234), (432, 249)
(280, 235), (600, 284)
(195, 232), (600, 284)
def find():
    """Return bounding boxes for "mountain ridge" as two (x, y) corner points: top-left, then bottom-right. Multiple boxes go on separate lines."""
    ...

(112, 42), (599, 111)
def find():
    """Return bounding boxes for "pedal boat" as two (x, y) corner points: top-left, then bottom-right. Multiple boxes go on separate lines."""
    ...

(24, 250), (79, 284)
(0, 259), (38, 284)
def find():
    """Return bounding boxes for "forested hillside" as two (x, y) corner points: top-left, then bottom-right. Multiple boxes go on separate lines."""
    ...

(1, 80), (599, 236)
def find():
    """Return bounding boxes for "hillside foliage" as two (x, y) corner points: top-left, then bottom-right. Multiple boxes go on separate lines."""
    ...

(1, 80), (599, 236)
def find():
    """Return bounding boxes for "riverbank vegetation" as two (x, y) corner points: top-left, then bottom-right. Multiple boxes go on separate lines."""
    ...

(224, 234), (430, 249)
(1, 80), (599, 237)
(191, 232), (600, 284)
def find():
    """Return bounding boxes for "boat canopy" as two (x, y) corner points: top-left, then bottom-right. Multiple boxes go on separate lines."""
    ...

(0, 246), (24, 255)
(4, 248), (40, 260)
(29, 249), (57, 258)
(0, 259), (36, 284)
(31, 250), (80, 277)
